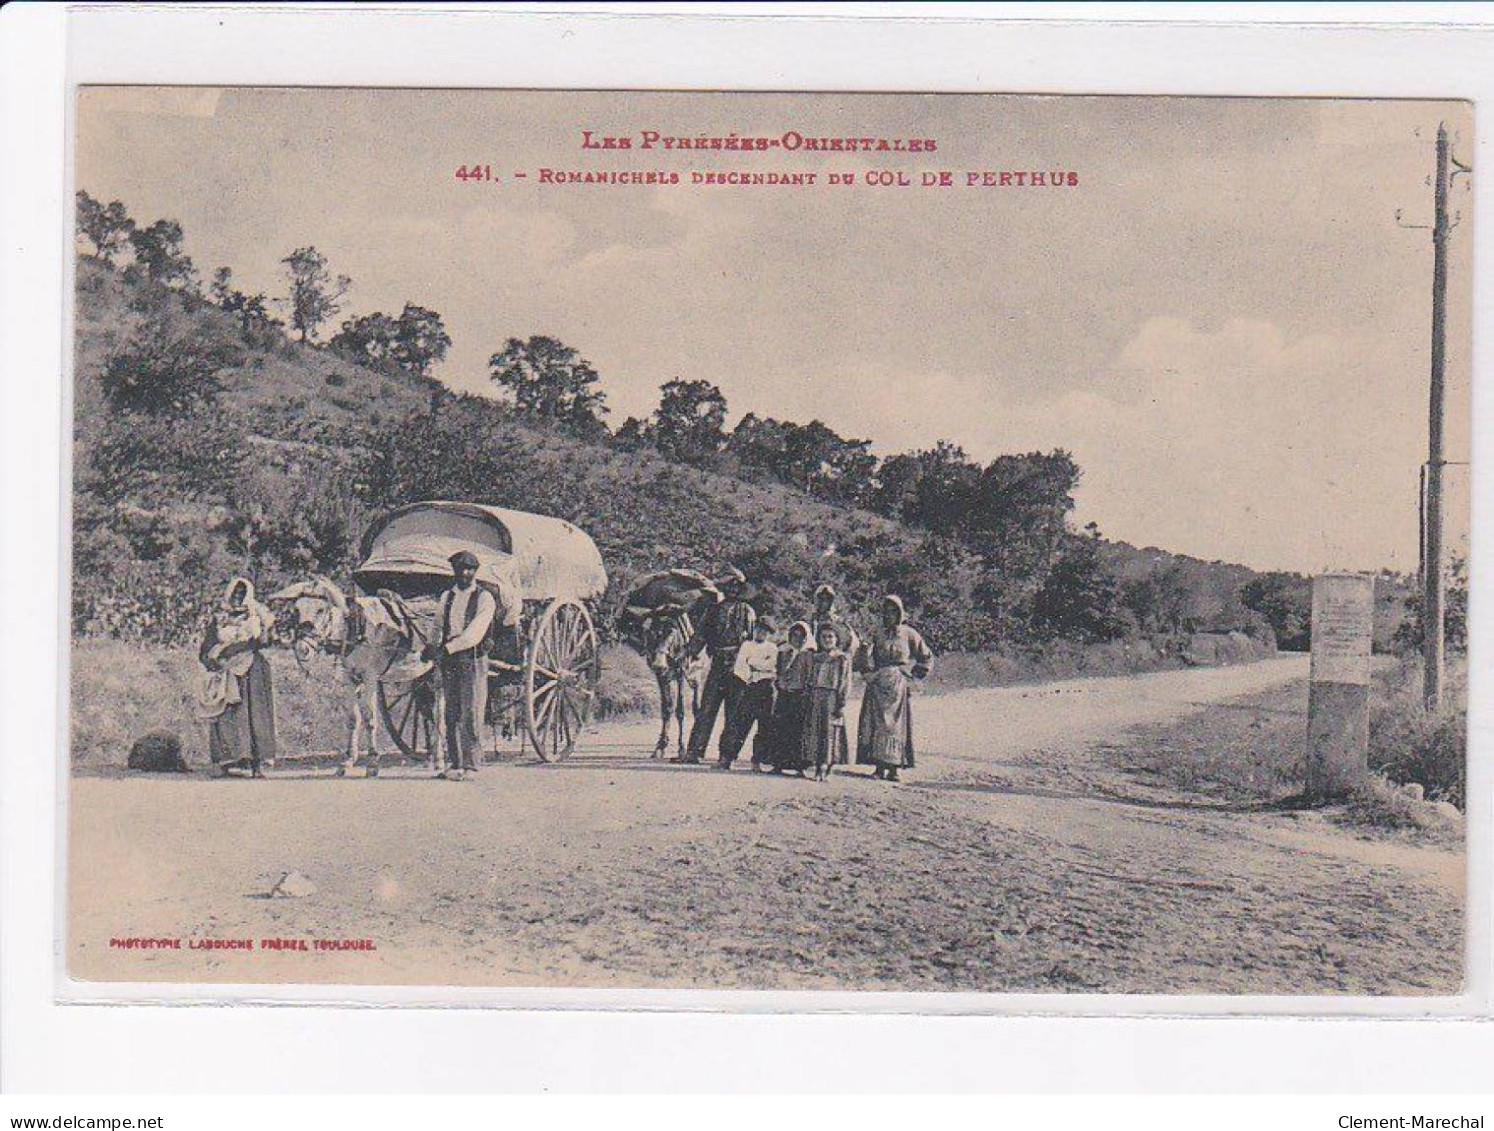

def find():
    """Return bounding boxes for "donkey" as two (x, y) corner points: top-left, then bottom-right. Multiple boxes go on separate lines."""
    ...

(618, 571), (717, 759)
(634, 609), (709, 760)
(266, 575), (434, 778)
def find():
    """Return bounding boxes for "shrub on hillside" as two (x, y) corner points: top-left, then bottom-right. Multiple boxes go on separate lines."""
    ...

(80, 406), (249, 508)
(230, 462), (366, 576)
(98, 287), (243, 416)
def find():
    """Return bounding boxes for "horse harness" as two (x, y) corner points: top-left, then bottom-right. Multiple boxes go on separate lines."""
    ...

(321, 591), (425, 679)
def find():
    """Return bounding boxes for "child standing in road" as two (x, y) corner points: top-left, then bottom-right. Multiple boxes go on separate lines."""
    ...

(797, 622), (851, 781)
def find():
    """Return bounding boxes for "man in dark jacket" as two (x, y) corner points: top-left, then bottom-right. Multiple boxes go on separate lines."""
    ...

(678, 567), (756, 766)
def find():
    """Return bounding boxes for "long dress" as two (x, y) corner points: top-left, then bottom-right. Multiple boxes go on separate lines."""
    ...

(855, 622), (933, 769)
(808, 612), (857, 763)
(769, 643), (810, 770)
(797, 648), (850, 772)
(197, 596), (277, 771)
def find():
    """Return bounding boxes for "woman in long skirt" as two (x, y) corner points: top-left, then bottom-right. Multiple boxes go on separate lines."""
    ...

(855, 595), (933, 782)
(797, 622), (850, 780)
(195, 577), (278, 777)
(766, 621), (813, 772)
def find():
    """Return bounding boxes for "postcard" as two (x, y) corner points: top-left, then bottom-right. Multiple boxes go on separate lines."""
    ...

(65, 88), (1471, 998)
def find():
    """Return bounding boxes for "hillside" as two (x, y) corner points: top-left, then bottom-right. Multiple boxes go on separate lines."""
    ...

(72, 256), (935, 644)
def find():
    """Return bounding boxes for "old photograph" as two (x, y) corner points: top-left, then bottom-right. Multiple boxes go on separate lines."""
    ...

(65, 88), (1472, 996)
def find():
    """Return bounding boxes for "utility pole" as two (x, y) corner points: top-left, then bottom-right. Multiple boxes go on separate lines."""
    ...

(1403, 122), (1469, 710)
(1423, 123), (1450, 711)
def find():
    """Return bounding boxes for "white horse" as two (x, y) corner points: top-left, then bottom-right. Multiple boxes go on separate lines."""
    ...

(266, 575), (435, 777)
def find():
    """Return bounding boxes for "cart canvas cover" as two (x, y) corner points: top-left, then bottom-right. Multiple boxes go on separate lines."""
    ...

(354, 502), (608, 612)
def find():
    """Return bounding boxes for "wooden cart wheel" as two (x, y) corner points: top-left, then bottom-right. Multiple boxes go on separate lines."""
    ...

(378, 670), (441, 764)
(524, 597), (601, 762)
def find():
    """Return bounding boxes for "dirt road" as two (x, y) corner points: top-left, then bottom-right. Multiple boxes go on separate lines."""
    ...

(67, 654), (1464, 994)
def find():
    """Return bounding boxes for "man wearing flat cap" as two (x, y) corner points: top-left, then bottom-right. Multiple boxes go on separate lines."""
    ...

(679, 566), (756, 765)
(422, 550), (497, 780)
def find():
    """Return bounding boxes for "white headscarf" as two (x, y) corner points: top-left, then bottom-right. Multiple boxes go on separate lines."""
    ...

(882, 594), (907, 625)
(217, 577), (273, 643)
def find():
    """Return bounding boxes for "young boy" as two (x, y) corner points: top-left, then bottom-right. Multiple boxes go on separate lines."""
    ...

(718, 616), (779, 771)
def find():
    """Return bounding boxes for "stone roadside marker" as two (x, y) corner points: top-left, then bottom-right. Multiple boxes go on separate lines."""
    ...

(1305, 572), (1374, 801)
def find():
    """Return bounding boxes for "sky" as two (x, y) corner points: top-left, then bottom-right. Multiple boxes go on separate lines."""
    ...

(75, 88), (1473, 574)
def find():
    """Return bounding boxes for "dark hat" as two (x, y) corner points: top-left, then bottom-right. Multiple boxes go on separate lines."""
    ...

(814, 583), (836, 599)
(756, 615), (778, 633)
(449, 550), (480, 570)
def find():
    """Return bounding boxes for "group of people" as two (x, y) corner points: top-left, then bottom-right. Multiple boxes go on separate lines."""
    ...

(190, 555), (934, 785)
(672, 572), (934, 782)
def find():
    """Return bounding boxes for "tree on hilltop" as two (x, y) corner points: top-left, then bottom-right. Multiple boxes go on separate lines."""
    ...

(281, 246), (351, 343)
(76, 191), (135, 263)
(488, 335), (609, 437)
(209, 266), (280, 339)
(128, 219), (194, 287)
(332, 304), (451, 377)
(392, 304), (452, 377)
(331, 311), (401, 366)
(1031, 522), (1130, 643)
(652, 379), (727, 464)
(726, 413), (876, 504)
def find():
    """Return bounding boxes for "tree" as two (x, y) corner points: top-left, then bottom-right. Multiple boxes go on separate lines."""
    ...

(784, 421), (876, 504)
(391, 303), (451, 377)
(727, 412), (791, 478)
(612, 416), (650, 451)
(281, 246), (351, 343)
(76, 191), (135, 263)
(867, 451), (924, 519)
(1239, 571), (1311, 650)
(1393, 556), (1468, 654)
(1122, 562), (1192, 637)
(209, 266), (280, 340)
(224, 291), (279, 339)
(330, 311), (402, 367)
(965, 451), (1080, 573)
(868, 441), (983, 530)
(332, 304), (449, 376)
(209, 266), (235, 305)
(128, 219), (194, 286)
(1031, 523), (1131, 643)
(651, 379), (727, 464)
(723, 413), (876, 503)
(488, 335), (609, 435)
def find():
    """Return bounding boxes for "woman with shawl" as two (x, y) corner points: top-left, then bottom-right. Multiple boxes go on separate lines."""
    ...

(764, 620), (813, 773)
(194, 577), (278, 777)
(793, 622), (851, 780)
(855, 595), (933, 782)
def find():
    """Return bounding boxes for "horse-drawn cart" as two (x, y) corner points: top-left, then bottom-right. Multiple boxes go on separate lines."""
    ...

(354, 502), (608, 763)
